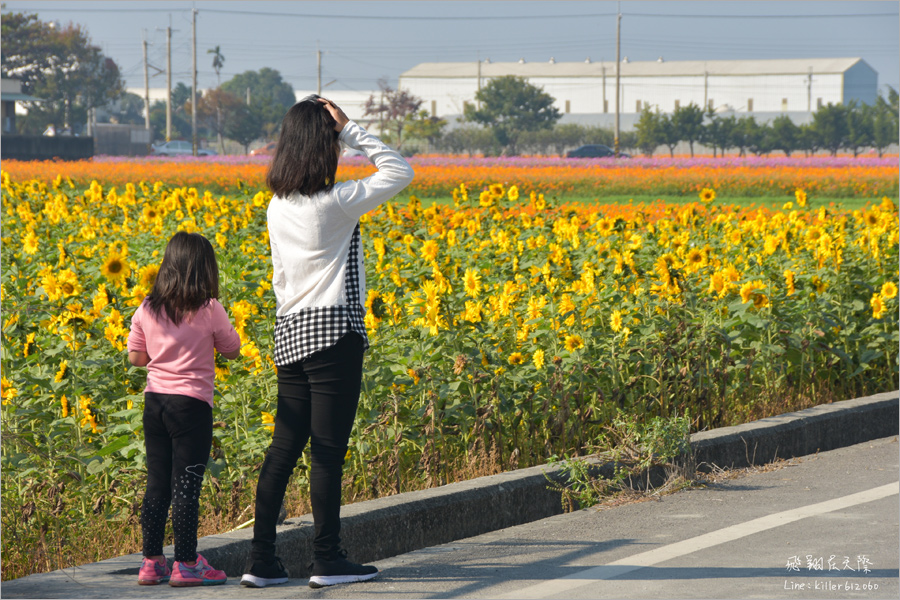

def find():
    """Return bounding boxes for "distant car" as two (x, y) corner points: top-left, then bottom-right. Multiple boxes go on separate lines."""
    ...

(565, 144), (630, 159)
(250, 141), (278, 156)
(151, 140), (217, 157)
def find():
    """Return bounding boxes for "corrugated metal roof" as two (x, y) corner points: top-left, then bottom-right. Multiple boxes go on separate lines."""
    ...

(400, 58), (868, 79)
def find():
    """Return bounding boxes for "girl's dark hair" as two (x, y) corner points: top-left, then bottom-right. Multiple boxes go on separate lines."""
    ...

(267, 94), (340, 197)
(144, 231), (219, 326)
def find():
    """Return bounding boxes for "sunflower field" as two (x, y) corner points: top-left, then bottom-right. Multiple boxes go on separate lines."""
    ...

(1, 164), (897, 579)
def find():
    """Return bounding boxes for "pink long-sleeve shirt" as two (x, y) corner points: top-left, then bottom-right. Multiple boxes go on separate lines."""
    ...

(128, 299), (241, 407)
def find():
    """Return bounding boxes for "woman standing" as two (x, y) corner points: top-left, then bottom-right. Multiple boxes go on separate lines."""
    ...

(241, 97), (413, 589)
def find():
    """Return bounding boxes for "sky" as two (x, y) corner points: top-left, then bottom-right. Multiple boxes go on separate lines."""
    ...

(3, 1), (899, 95)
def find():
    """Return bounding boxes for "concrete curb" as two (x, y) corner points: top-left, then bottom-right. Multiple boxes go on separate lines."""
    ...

(4, 390), (898, 588)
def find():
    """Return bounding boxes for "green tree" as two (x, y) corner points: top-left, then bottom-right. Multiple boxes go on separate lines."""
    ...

(700, 110), (735, 157)
(208, 46), (224, 86)
(797, 122), (822, 157)
(463, 75), (561, 155)
(671, 103), (704, 157)
(520, 123), (584, 156)
(189, 88), (246, 154)
(149, 95), (191, 142)
(439, 126), (501, 156)
(658, 113), (680, 157)
(634, 108), (663, 157)
(769, 114), (801, 157)
(226, 103), (263, 154)
(363, 79), (424, 149)
(101, 92), (145, 125)
(581, 125), (614, 147)
(172, 82), (192, 112)
(549, 123), (585, 156)
(737, 116), (774, 156)
(404, 109), (447, 150)
(2, 10), (124, 133)
(845, 101), (873, 157)
(812, 103), (849, 157)
(221, 67), (296, 135)
(871, 87), (900, 157)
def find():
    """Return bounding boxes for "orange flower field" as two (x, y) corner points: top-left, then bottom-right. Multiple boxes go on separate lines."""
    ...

(2, 155), (897, 198)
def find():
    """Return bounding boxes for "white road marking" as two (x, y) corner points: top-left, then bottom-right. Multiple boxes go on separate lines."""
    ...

(497, 482), (899, 599)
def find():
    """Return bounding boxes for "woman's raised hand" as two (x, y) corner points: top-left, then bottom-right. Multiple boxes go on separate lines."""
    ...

(319, 98), (350, 132)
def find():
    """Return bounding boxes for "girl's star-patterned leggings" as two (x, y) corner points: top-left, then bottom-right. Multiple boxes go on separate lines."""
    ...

(140, 392), (213, 563)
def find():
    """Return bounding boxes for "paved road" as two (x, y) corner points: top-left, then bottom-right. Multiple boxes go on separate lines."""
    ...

(4, 436), (897, 599)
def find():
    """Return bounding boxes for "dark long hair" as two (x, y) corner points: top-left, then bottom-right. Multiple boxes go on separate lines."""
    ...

(267, 94), (340, 197)
(144, 231), (219, 326)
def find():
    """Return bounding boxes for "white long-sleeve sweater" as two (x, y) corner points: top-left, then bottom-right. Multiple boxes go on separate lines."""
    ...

(267, 120), (413, 364)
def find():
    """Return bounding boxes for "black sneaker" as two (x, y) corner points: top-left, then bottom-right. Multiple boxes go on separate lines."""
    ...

(240, 556), (289, 588)
(308, 549), (378, 588)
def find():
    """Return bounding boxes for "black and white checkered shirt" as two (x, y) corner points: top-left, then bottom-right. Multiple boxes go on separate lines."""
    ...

(272, 223), (369, 366)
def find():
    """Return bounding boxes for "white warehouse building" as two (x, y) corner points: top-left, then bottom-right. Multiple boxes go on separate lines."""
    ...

(398, 57), (878, 118)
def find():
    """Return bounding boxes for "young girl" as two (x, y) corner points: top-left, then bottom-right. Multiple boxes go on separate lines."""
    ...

(128, 231), (241, 587)
(240, 96), (413, 589)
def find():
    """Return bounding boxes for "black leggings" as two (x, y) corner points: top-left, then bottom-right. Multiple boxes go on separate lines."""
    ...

(140, 392), (212, 563)
(251, 332), (364, 561)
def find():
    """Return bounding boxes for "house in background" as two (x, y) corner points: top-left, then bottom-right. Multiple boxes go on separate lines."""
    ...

(1, 77), (43, 134)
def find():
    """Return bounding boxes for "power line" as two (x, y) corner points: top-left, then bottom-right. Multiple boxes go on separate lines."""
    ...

(5, 5), (895, 20)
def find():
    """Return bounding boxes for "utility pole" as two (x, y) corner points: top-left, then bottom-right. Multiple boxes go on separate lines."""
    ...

(807, 67), (813, 111)
(191, 8), (198, 156)
(602, 64), (606, 113)
(704, 70), (709, 110)
(246, 87), (251, 105)
(477, 54), (481, 109)
(166, 23), (172, 141)
(317, 42), (322, 95)
(142, 30), (151, 131)
(614, 2), (621, 157)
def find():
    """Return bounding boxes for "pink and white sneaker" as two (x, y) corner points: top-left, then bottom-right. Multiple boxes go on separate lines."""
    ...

(137, 557), (171, 585)
(169, 553), (227, 587)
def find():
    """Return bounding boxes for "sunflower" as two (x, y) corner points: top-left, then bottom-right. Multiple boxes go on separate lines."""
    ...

(595, 218), (614, 236)
(871, 294), (886, 319)
(142, 204), (161, 222)
(507, 185), (520, 202)
(261, 411), (275, 431)
(1, 376), (18, 404)
(101, 251), (131, 283)
(699, 188), (716, 204)
(610, 310), (623, 333)
(739, 281), (768, 308)
(420, 239), (439, 263)
(564, 334), (584, 352)
(139, 264), (160, 289)
(55, 359), (68, 383)
(463, 268), (482, 298)
(708, 272), (726, 297)
(532, 349), (545, 369)
(805, 227), (823, 244)
(863, 211), (881, 228)
(881, 281), (898, 299)
(685, 248), (705, 268)
(22, 230), (39, 255)
(784, 270), (796, 296)
(794, 189), (808, 207)
(507, 352), (525, 365)
(56, 269), (82, 298)
(463, 300), (482, 323)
